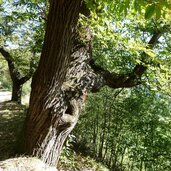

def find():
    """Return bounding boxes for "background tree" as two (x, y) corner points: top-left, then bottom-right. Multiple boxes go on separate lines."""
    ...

(0, 0), (45, 103)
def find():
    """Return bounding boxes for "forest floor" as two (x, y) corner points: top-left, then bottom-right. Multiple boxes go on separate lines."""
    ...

(0, 100), (26, 160)
(0, 90), (109, 171)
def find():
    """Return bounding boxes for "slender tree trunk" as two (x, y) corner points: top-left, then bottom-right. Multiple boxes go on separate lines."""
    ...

(98, 97), (108, 160)
(11, 80), (23, 104)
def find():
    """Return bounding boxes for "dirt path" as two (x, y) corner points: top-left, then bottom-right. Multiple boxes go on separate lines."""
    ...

(0, 100), (26, 160)
(0, 90), (30, 104)
(0, 91), (11, 103)
(0, 90), (26, 160)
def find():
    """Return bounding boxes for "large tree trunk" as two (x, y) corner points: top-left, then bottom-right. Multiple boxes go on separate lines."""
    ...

(24, 0), (162, 167)
(25, 0), (82, 167)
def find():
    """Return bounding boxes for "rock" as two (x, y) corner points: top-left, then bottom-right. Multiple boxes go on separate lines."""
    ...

(0, 157), (58, 171)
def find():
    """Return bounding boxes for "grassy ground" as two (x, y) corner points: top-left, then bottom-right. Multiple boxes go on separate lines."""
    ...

(59, 151), (109, 171)
(0, 101), (26, 160)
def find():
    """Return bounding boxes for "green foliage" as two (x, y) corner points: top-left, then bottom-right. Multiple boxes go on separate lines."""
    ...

(0, 0), (45, 92)
(1, 0), (170, 93)
(74, 87), (171, 170)
(59, 141), (109, 171)
(0, 0), (46, 51)
(79, 1), (171, 92)
(0, 55), (11, 90)
(85, 0), (171, 19)
(0, 0), (171, 169)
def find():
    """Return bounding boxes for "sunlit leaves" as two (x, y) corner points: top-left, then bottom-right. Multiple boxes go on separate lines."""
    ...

(75, 87), (171, 170)
(85, 0), (171, 20)
(81, 0), (171, 92)
(145, 4), (156, 19)
(0, 0), (43, 88)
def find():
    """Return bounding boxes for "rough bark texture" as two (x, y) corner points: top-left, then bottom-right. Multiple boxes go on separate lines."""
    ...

(25, 0), (82, 166)
(11, 81), (22, 103)
(0, 47), (32, 104)
(24, 0), (162, 167)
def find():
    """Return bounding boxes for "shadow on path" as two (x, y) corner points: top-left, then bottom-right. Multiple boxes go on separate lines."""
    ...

(0, 101), (26, 160)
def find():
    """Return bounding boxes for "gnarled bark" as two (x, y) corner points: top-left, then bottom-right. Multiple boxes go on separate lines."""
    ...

(24, 0), (162, 168)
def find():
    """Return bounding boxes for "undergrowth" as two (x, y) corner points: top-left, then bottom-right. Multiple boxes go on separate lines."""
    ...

(0, 100), (109, 171)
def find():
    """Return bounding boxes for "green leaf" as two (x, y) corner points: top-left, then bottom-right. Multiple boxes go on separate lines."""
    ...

(155, 4), (162, 19)
(163, 1), (171, 9)
(119, 4), (124, 14)
(145, 49), (156, 58)
(145, 4), (156, 19)
(134, 1), (141, 13)
(155, 5), (161, 19)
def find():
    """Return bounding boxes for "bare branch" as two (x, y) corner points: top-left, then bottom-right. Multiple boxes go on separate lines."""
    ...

(0, 47), (14, 63)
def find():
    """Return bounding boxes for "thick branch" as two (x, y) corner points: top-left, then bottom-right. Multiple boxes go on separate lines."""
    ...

(19, 74), (32, 84)
(0, 47), (21, 81)
(148, 30), (162, 48)
(91, 30), (162, 90)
